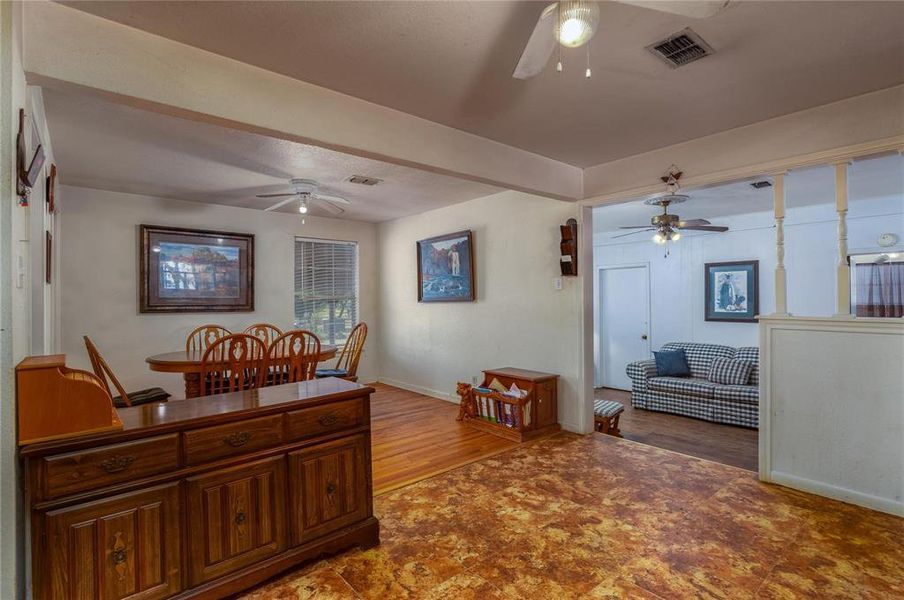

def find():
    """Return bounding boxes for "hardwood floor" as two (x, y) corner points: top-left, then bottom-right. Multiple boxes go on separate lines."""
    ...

(597, 387), (759, 471)
(369, 383), (518, 495)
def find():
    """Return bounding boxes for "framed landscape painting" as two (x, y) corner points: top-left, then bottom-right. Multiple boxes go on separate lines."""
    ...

(417, 230), (475, 302)
(140, 225), (254, 313)
(705, 260), (759, 322)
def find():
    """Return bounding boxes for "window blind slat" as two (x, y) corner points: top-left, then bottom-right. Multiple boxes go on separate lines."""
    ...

(294, 238), (359, 345)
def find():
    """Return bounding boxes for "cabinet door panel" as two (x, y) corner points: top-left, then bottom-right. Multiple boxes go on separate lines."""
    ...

(186, 455), (287, 585)
(41, 483), (181, 600)
(288, 434), (369, 546)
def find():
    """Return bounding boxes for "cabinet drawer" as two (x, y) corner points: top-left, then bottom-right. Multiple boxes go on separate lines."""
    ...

(285, 399), (364, 441)
(41, 435), (179, 499)
(183, 414), (284, 466)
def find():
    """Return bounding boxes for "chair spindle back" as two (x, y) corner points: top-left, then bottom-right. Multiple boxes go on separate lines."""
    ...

(186, 325), (231, 354)
(335, 322), (368, 381)
(83, 335), (133, 406)
(243, 323), (284, 347)
(200, 334), (268, 396)
(268, 330), (321, 385)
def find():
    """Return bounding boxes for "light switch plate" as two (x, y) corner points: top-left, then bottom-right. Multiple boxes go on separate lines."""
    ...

(553, 276), (563, 290)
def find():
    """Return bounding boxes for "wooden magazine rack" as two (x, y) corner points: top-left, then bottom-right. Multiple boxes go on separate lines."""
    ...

(457, 368), (560, 442)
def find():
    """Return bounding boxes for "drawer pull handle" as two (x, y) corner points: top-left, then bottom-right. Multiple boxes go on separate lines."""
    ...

(112, 548), (127, 565)
(326, 482), (336, 495)
(234, 511), (246, 525)
(318, 412), (339, 427)
(224, 431), (252, 447)
(99, 455), (135, 474)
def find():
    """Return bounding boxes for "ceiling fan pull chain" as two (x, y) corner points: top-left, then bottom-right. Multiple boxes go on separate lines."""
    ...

(585, 39), (592, 79)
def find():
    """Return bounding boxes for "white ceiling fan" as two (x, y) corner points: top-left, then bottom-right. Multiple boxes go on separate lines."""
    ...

(256, 178), (350, 216)
(513, 1), (732, 79)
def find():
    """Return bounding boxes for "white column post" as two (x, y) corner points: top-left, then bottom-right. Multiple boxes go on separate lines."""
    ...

(772, 172), (789, 317)
(834, 162), (852, 318)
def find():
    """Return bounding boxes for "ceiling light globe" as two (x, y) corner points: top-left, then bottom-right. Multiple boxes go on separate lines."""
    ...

(652, 233), (665, 244)
(556, 2), (600, 48)
(670, 232), (681, 241)
(298, 202), (308, 214)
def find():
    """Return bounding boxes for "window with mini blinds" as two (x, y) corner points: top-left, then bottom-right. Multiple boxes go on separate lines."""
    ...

(294, 238), (359, 345)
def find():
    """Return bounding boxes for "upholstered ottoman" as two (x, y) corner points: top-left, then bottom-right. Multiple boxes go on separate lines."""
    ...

(594, 399), (624, 437)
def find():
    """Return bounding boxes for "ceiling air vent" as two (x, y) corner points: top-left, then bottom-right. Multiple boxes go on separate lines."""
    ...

(647, 28), (714, 68)
(750, 180), (773, 189)
(347, 175), (383, 186)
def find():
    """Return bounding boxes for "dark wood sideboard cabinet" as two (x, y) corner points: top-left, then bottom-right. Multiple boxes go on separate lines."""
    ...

(20, 378), (380, 600)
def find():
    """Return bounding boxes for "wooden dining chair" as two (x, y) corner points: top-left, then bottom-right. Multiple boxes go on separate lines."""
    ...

(83, 336), (171, 408)
(243, 323), (284, 348)
(267, 330), (321, 385)
(186, 324), (231, 354)
(316, 322), (367, 382)
(200, 333), (268, 396)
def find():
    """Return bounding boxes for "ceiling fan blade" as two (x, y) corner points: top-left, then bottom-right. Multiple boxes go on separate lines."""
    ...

(616, 1), (732, 19)
(314, 193), (351, 205)
(678, 225), (729, 232)
(676, 219), (711, 227)
(619, 225), (656, 229)
(256, 192), (295, 198)
(612, 228), (655, 239)
(317, 199), (346, 215)
(512, 3), (558, 80)
(264, 197), (298, 212)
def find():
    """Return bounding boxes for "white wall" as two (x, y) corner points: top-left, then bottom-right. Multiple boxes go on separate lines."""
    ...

(58, 186), (380, 398)
(377, 190), (585, 431)
(583, 85), (904, 201)
(592, 197), (904, 386)
(760, 317), (904, 516)
(1, 3), (59, 595)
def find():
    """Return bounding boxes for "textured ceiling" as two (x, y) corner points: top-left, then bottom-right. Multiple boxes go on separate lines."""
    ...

(593, 154), (904, 234)
(61, 1), (904, 168)
(43, 88), (501, 222)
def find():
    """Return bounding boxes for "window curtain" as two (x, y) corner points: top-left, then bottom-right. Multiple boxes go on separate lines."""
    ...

(854, 262), (904, 318)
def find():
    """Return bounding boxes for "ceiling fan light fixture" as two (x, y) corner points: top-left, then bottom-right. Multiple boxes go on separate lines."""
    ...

(652, 232), (666, 244)
(298, 200), (308, 214)
(555, 1), (599, 48)
(670, 231), (681, 241)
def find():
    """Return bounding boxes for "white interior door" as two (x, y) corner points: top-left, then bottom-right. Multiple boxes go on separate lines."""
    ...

(600, 265), (650, 390)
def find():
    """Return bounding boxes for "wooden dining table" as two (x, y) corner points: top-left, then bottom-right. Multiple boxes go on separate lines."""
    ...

(146, 345), (338, 398)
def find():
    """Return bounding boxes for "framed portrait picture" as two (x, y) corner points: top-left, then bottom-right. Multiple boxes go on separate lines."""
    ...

(705, 260), (759, 322)
(140, 225), (254, 313)
(417, 230), (475, 302)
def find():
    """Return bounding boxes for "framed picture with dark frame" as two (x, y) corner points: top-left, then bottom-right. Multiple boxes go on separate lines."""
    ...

(140, 225), (254, 313)
(704, 260), (759, 322)
(417, 230), (475, 302)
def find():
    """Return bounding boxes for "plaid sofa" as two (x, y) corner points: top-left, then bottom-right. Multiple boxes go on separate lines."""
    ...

(626, 342), (759, 428)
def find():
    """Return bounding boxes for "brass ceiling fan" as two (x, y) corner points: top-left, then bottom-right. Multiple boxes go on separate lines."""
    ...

(613, 167), (729, 244)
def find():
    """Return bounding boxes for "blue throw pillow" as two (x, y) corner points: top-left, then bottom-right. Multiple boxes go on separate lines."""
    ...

(653, 349), (691, 377)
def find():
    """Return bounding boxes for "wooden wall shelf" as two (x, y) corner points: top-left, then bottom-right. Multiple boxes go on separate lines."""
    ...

(560, 218), (578, 276)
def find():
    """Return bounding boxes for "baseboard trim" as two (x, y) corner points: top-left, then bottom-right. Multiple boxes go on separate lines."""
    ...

(766, 470), (903, 517)
(375, 378), (457, 404)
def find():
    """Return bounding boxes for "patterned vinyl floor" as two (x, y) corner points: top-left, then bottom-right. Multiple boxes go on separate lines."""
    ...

(242, 433), (903, 599)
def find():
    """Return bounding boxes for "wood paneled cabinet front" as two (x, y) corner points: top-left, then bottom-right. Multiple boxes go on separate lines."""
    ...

(38, 483), (182, 600)
(186, 456), (287, 585)
(289, 434), (369, 545)
(22, 379), (379, 600)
